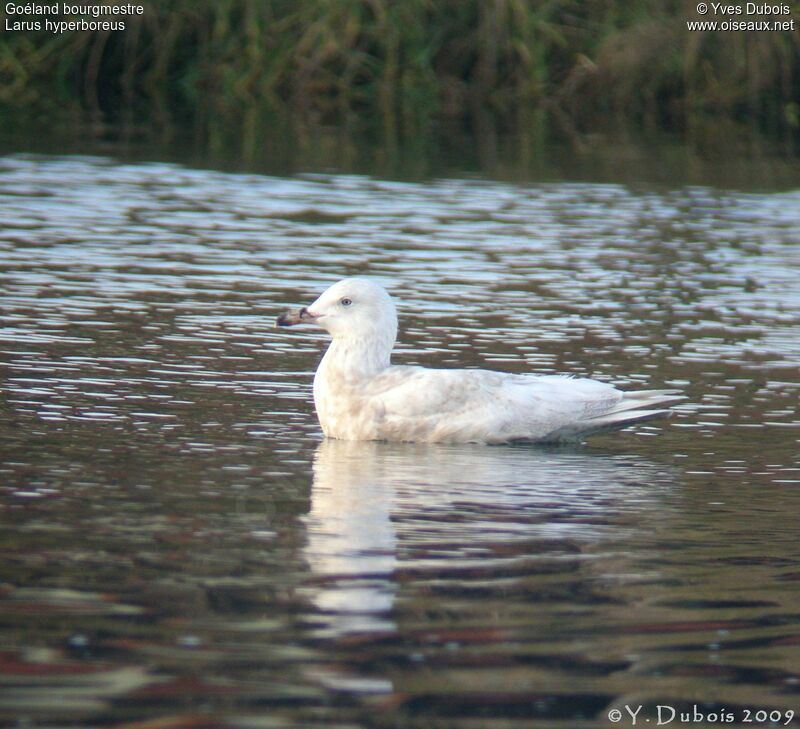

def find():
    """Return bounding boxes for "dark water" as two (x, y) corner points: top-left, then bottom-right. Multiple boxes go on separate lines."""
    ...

(1, 154), (799, 727)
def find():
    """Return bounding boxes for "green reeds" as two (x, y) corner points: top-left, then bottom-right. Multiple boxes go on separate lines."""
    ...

(1, 0), (798, 147)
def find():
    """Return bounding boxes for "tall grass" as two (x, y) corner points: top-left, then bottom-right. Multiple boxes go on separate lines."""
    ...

(1, 0), (798, 150)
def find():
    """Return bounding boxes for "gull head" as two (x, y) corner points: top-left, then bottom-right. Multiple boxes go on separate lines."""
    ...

(277, 278), (398, 343)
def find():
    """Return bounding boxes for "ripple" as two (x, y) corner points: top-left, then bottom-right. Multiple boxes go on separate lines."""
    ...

(1, 154), (799, 728)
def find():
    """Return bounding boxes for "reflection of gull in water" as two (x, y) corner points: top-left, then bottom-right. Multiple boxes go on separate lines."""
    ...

(302, 444), (397, 637)
(302, 439), (675, 640)
(277, 278), (681, 443)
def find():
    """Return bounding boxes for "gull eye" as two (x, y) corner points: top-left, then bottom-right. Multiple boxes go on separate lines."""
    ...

(340, 297), (353, 307)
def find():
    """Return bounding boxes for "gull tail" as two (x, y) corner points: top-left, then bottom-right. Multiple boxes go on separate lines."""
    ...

(548, 389), (685, 441)
(581, 389), (684, 436)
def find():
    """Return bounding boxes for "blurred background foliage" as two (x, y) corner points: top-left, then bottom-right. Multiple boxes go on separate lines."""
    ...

(1, 0), (799, 166)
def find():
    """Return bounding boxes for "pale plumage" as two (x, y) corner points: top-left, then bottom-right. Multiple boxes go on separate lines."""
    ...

(277, 278), (681, 444)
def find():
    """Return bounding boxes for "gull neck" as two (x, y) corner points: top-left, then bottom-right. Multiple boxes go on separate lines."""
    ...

(323, 334), (394, 380)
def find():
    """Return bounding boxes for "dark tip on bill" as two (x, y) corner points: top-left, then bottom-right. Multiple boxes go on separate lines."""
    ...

(276, 307), (309, 327)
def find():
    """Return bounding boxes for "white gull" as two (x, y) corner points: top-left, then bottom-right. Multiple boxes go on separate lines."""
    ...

(277, 278), (681, 443)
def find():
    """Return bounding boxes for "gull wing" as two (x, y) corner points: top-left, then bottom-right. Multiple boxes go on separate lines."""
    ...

(365, 367), (655, 443)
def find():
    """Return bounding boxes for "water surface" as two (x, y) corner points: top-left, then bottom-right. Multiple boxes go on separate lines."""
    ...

(1, 154), (799, 727)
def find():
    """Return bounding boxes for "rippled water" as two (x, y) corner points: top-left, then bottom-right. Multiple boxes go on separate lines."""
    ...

(1, 154), (799, 727)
